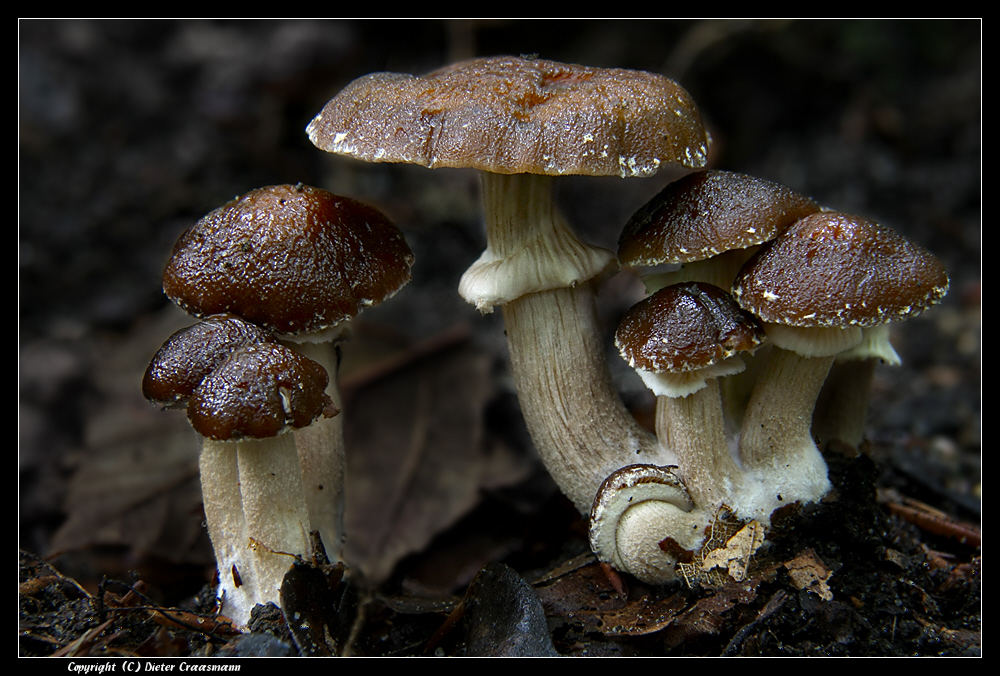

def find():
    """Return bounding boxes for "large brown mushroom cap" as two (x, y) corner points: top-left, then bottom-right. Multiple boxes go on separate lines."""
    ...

(163, 184), (414, 336)
(733, 211), (950, 329)
(307, 56), (710, 178)
(618, 170), (821, 267)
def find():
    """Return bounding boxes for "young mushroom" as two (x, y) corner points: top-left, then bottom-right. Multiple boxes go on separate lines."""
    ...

(732, 211), (949, 518)
(589, 282), (770, 584)
(307, 55), (711, 515)
(162, 184), (414, 562)
(615, 282), (766, 513)
(143, 314), (337, 627)
(617, 170), (822, 432)
(589, 464), (706, 585)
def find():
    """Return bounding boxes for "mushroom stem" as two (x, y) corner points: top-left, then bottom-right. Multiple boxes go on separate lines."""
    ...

(235, 433), (313, 608)
(288, 339), (345, 562)
(738, 348), (834, 519)
(656, 378), (743, 510)
(459, 173), (614, 311)
(466, 172), (667, 514)
(199, 441), (258, 625)
(504, 284), (668, 512)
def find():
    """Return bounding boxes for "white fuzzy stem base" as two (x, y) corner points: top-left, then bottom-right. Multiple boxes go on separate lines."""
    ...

(738, 348), (833, 521)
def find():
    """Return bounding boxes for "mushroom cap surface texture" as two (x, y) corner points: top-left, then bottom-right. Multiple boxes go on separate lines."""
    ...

(732, 211), (949, 328)
(618, 170), (821, 267)
(142, 313), (276, 407)
(307, 55), (710, 178)
(616, 282), (765, 374)
(187, 342), (336, 441)
(163, 184), (414, 336)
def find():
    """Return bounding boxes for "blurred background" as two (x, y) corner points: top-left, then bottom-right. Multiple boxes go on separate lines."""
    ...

(19, 20), (980, 601)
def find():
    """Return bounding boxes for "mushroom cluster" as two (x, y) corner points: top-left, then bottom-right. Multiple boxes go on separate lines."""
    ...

(308, 55), (709, 515)
(305, 57), (949, 587)
(145, 184), (413, 626)
(600, 179), (949, 583)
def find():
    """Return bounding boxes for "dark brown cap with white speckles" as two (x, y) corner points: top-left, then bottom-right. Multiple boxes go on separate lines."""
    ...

(732, 212), (949, 329)
(618, 171), (821, 267)
(616, 282), (765, 375)
(162, 184), (414, 336)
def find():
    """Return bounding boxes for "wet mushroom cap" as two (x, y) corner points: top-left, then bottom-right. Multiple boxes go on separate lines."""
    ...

(162, 184), (414, 336)
(616, 282), (765, 375)
(307, 55), (710, 177)
(142, 313), (277, 407)
(618, 170), (821, 267)
(187, 342), (337, 441)
(732, 212), (950, 329)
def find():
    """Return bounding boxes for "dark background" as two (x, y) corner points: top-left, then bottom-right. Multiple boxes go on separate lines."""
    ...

(19, 18), (980, 622)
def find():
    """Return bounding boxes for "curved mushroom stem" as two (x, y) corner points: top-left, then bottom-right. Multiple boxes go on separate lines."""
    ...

(504, 285), (669, 512)
(464, 173), (669, 514)
(590, 465), (708, 584)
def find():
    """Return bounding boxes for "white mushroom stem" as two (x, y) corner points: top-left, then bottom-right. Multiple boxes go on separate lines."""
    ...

(199, 441), (257, 626)
(738, 348), (835, 520)
(813, 325), (902, 448)
(236, 433), (312, 609)
(655, 377), (744, 510)
(288, 339), (345, 562)
(463, 172), (669, 514)
(199, 434), (311, 628)
(505, 285), (669, 512)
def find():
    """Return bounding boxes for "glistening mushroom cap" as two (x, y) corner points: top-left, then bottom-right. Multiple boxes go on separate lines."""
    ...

(163, 184), (414, 336)
(732, 211), (950, 329)
(616, 282), (765, 376)
(188, 342), (337, 441)
(618, 170), (821, 267)
(142, 313), (276, 408)
(307, 56), (710, 178)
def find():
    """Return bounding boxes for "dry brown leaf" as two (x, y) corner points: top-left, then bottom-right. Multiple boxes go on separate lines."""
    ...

(700, 521), (766, 582)
(343, 332), (502, 584)
(51, 425), (208, 564)
(784, 548), (834, 601)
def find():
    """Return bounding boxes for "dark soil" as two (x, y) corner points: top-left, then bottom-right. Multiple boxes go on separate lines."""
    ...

(19, 20), (980, 657)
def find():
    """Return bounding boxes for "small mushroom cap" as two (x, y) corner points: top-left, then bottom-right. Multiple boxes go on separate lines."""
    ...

(616, 282), (765, 374)
(618, 170), (821, 267)
(732, 212), (950, 329)
(307, 56), (710, 178)
(163, 184), (414, 336)
(142, 313), (276, 407)
(187, 342), (338, 441)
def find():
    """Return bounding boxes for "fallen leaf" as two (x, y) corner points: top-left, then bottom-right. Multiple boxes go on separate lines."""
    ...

(784, 548), (834, 601)
(343, 330), (503, 584)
